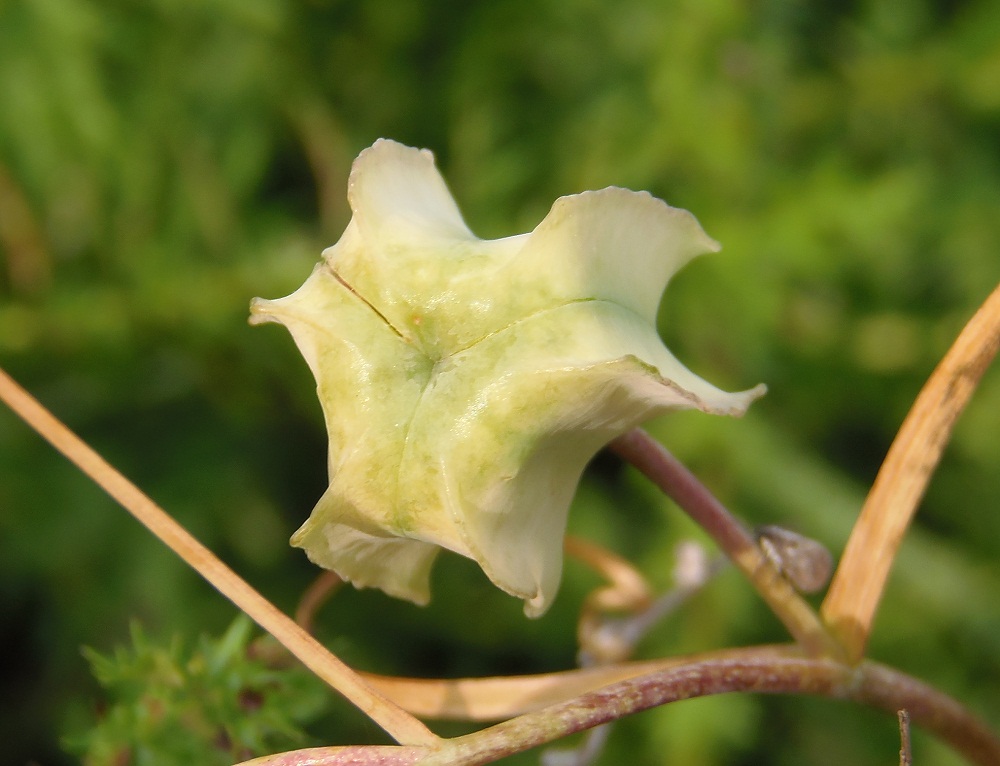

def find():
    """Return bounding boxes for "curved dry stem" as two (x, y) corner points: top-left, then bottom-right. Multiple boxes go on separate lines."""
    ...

(0, 367), (439, 747)
(564, 535), (653, 613)
(358, 645), (797, 721)
(609, 429), (843, 659)
(565, 534), (654, 666)
(238, 745), (429, 766)
(296, 570), (344, 633)
(822, 282), (1000, 661)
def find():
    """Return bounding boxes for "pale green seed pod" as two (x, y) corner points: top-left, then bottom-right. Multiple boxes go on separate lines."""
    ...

(250, 139), (765, 617)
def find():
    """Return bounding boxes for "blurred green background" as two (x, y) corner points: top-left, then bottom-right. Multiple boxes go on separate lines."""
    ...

(1, 0), (999, 764)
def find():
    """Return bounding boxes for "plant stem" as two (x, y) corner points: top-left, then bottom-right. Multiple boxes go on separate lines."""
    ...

(610, 428), (843, 659)
(899, 709), (913, 766)
(452, 657), (1000, 766)
(0, 367), (439, 747)
(250, 649), (1000, 766)
(295, 570), (343, 633)
(238, 745), (428, 766)
(822, 281), (1000, 661)
(358, 645), (796, 721)
(449, 655), (999, 766)
(856, 662), (1000, 766)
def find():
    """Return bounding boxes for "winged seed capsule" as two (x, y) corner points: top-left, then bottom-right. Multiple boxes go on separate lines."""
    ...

(250, 139), (766, 617)
(755, 525), (834, 594)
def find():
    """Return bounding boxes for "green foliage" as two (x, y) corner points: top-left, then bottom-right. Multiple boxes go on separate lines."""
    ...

(68, 616), (327, 766)
(1, 0), (998, 764)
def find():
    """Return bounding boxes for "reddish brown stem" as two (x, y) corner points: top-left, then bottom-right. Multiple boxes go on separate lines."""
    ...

(610, 429), (843, 659)
(438, 655), (1000, 766)
(244, 650), (1000, 766)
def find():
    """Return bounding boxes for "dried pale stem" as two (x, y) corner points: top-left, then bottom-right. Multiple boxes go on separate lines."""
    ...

(821, 282), (1000, 661)
(610, 429), (842, 659)
(356, 645), (797, 721)
(0, 367), (439, 747)
(295, 571), (343, 633)
(572, 537), (725, 667)
(564, 535), (653, 612)
(238, 745), (427, 766)
(899, 709), (913, 766)
(593, 550), (726, 665)
(565, 535), (653, 666)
